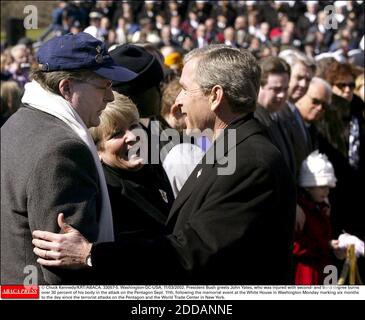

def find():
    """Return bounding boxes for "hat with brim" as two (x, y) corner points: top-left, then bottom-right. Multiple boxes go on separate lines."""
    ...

(37, 32), (137, 83)
(91, 60), (137, 82)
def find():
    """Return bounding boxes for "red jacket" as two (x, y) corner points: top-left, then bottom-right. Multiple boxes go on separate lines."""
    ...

(293, 193), (333, 285)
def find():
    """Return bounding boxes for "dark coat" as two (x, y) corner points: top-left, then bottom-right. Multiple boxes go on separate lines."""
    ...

(255, 105), (297, 178)
(103, 163), (174, 240)
(317, 93), (364, 174)
(1, 106), (99, 284)
(279, 102), (313, 177)
(311, 94), (365, 242)
(91, 115), (296, 284)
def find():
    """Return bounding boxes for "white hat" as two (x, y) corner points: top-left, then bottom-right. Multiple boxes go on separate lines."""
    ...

(299, 151), (337, 188)
(314, 51), (346, 63)
(89, 11), (103, 19)
(306, 0), (318, 6)
(334, 1), (347, 8)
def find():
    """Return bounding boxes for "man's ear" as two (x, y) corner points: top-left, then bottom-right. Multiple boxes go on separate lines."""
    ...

(171, 102), (184, 120)
(59, 79), (72, 101)
(209, 85), (224, 112)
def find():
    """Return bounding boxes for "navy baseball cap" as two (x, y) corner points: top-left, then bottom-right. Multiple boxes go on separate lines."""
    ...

(37, 32), (137, 82)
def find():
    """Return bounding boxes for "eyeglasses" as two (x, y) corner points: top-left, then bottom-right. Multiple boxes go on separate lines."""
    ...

(307, 94), (330, 110)
(334, 82), (356, 90)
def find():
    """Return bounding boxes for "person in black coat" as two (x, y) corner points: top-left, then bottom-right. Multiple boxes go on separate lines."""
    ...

(32, 45), (296, 285)
(255, 56), (297, 178)
(278, 50), (316, 178)
(89, 91), (174, 240)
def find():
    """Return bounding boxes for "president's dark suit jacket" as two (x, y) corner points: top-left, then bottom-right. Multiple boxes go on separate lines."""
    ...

(92, 115), (296, 284)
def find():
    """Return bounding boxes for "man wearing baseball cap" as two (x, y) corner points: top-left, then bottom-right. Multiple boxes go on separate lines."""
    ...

(1, 32), (137, 285)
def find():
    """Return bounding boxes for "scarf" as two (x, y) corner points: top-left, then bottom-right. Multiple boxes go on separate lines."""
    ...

(22, 80), (114, 243)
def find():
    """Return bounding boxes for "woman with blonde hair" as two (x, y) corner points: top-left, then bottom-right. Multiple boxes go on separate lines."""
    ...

(354, 72), (364, 102)
(0, 80), (22, 126)
(90, 91), (174, 241)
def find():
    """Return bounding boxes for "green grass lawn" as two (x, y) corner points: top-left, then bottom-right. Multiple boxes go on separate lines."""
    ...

(26, 28), (45, 40)
(1, 28), (45, 43)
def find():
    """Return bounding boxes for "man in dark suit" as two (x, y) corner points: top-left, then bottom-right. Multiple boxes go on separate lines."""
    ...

(255, 56), (297, 178)
(32, 45), (296, 284)
(1, 33), (136, 285)
(276, 51), (316, 232)
(278, 50), (315, 178)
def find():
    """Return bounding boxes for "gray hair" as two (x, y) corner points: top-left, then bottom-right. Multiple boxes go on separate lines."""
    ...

(184, 44), (261, 113)
(10, 44), (27, 58)
(279, 49), (316, 73)
(310, 76), (332, 95)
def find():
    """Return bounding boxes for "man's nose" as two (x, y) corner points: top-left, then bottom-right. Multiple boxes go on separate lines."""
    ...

(105, 88), (114, 103)
(299, 78), (308, 88)
(277, 90), (286, 99)
(316, 104), (324, 111)
(175, 89), (184, 105)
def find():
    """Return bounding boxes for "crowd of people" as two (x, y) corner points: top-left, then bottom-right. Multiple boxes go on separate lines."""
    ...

(1, 1), (364, 286)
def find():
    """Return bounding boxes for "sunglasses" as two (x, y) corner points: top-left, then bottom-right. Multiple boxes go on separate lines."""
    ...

(307, 94), (330, 110)
(335, 82), (356, 90)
